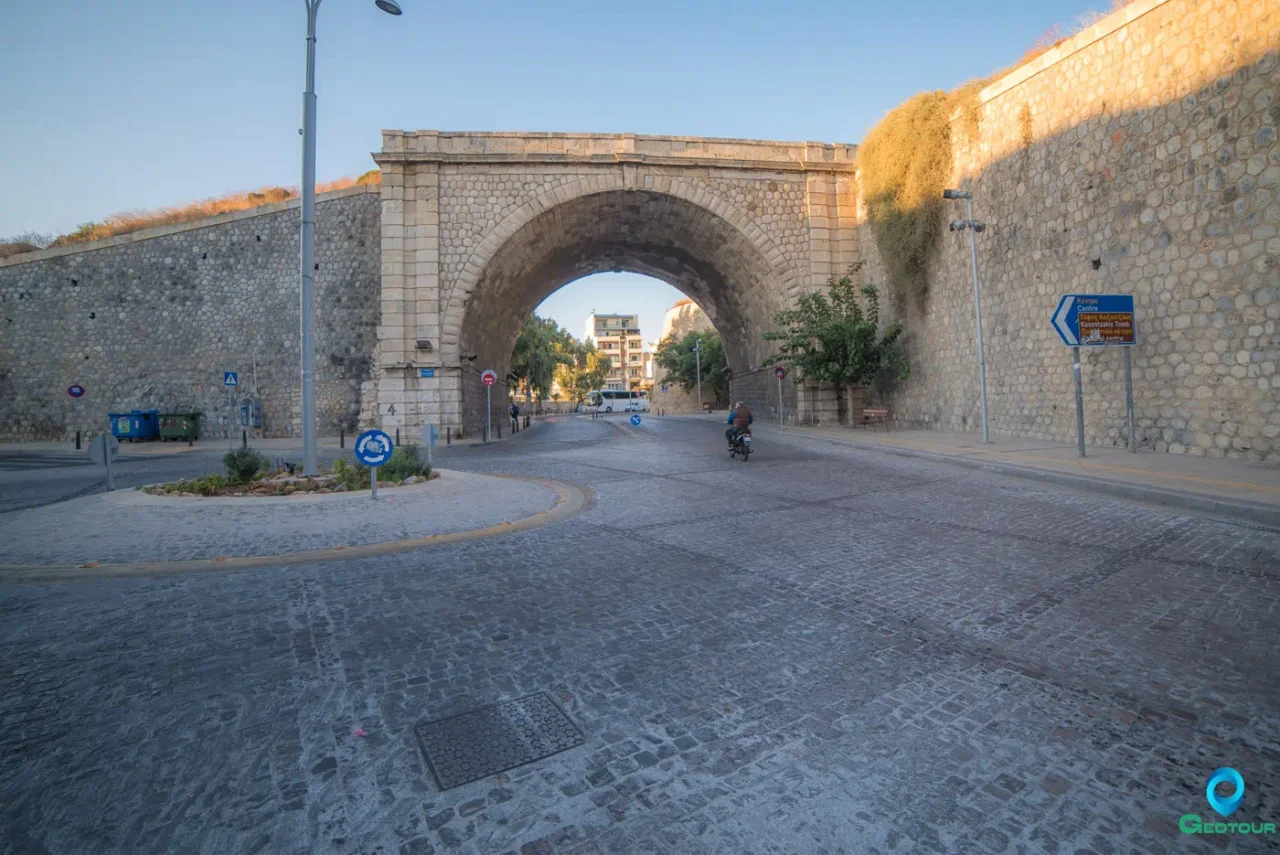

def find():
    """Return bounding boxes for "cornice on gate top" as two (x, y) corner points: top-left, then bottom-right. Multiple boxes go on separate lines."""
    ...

(372, 130), (858, 172)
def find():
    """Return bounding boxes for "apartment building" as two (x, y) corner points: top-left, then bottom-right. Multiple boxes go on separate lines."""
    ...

(584, 312), (647, 392)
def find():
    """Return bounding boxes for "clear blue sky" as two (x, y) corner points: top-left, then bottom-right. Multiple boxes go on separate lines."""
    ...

(1, 0), (1110, 342)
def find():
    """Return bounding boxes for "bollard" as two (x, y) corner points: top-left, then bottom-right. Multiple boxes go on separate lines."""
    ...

(76, 430), (81, 450)
(446, 425), (451, 445)
(340, 429), (344, 449)
(396, 427), (400, 446)
(188, 434), (193, 447)
(524, 414), (530, 428)
(497, 421), (502, 439)
(242, 430), (247, 449)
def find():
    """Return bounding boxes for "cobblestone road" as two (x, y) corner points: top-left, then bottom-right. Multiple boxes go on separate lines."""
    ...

(1, 415), (1277, 854)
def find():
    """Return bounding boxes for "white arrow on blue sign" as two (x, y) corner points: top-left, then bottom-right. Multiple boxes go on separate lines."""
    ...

(355, 429), (394, 467)
(1051, 294), (1137, 347)
(630, 414), (642, 426)
(224, 371), (239, 386)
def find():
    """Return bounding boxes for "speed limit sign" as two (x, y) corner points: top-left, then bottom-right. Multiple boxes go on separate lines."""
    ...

(774, 366), (786, 379)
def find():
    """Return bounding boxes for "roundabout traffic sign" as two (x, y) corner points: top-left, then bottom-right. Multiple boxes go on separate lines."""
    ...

(355, 429), (393, 466)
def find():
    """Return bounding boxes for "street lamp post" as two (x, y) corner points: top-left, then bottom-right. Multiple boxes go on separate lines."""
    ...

(943, 189), (991, 445)
(694, 337), (703, 410)
(299, 0), (402, 475)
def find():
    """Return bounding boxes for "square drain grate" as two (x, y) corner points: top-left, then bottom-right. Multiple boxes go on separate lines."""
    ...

(415, 691), (585, 790)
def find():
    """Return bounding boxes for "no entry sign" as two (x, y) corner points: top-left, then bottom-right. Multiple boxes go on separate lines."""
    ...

(480, 369), (497, 386)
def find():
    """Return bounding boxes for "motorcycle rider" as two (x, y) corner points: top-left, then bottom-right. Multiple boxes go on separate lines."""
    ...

(725, 400), (753, 449)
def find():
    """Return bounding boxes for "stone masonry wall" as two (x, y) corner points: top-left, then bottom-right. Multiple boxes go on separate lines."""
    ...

(856, 0), (1279, 462)
(0, 187), (380, 441)
(373, 131), (859, 440)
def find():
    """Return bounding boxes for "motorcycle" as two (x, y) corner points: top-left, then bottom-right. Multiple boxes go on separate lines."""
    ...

(729, 430), (752, 462)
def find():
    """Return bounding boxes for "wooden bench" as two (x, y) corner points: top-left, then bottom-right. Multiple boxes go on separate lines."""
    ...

(858, 408), (890, 432)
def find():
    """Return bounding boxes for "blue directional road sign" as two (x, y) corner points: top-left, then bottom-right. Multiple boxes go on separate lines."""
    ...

(1051, 294), (1137, 347)
(224, 371), (239, 386)
(419, 368), (435, 378)
(630, 414), (642, 426)
(355, 429), (393, 467)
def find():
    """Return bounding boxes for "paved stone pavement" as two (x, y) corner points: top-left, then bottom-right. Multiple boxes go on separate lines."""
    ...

(0, 469), (561, 566)
(1, 415), (1277, 855)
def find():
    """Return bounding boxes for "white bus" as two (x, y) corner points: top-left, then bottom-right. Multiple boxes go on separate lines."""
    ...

(585, 389), (649, 413)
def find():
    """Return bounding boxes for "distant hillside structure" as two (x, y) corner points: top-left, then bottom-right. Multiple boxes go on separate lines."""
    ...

(651, 298), (717, 414)
(658, 298), (715, 343)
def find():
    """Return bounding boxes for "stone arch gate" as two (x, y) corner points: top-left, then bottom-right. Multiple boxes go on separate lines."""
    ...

(365, 131), (858, 438)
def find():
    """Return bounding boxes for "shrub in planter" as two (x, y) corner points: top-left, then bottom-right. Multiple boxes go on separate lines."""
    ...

(331, 458), (371, 491)
(223, 447), (270, 484)
(379, 445), (432, 483)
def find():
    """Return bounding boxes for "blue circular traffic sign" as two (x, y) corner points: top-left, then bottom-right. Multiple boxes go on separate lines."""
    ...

(355, 429), (393, 467)
(630, 414), (641, 426)
(67, 384), (85, 398)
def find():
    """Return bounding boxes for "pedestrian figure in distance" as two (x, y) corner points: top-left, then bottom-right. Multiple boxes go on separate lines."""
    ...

(509, 401), (520, 433)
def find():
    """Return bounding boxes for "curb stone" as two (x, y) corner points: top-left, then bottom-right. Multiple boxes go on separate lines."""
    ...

(0, 476), (596, 582)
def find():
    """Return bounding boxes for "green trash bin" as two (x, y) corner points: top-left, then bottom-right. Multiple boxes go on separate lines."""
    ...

(158, 413), (200, 442)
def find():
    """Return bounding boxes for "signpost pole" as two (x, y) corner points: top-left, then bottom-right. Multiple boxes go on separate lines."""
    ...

(1073, 346), (1086, 458)
(1053, 294), (1136, 460)
(777, 375), (783, 429)
(103, 437), (115, 491)
(694, 339), (702, 410)
(485, 385), (491, 442)
(371, 464), (378, 500)
(1123, 347), (1135, 453)
(228, 385), (234, 451)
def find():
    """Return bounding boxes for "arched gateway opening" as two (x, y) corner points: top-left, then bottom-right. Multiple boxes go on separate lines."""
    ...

(368, 131), (857, 439)
(457, 189), (782, 432)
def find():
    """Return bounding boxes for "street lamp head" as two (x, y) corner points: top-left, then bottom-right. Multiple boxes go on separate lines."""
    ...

(972, 222), (986, 233)
(942, 189), (972, 200)
(949, 221), (967, 232)
(375, 0), (403, 14)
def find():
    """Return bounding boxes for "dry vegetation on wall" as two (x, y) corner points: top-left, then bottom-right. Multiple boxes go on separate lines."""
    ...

(855, 0), (1140, 306)
(856, 85), (985, 306)
(0, 169), (381, 259)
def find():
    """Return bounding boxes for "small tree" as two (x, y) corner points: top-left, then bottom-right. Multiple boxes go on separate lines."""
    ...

(654, 330), (729, 406)
(763, 262), (909, 389)
(555, 344), (610, 404)
(509, 315), (576, 401)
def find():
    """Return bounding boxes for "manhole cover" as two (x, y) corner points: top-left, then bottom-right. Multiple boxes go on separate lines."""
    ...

(415, 692), (585, 790)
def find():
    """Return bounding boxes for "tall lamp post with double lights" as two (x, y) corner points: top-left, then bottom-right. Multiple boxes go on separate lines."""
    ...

(943, 188), (991, 445)
(299, 0), (403, 475)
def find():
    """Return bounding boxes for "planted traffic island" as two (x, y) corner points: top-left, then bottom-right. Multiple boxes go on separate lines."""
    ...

(141, 445), (437, 498)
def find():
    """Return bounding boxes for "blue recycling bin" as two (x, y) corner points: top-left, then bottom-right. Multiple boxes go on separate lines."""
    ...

(108, 410), (159, 442)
